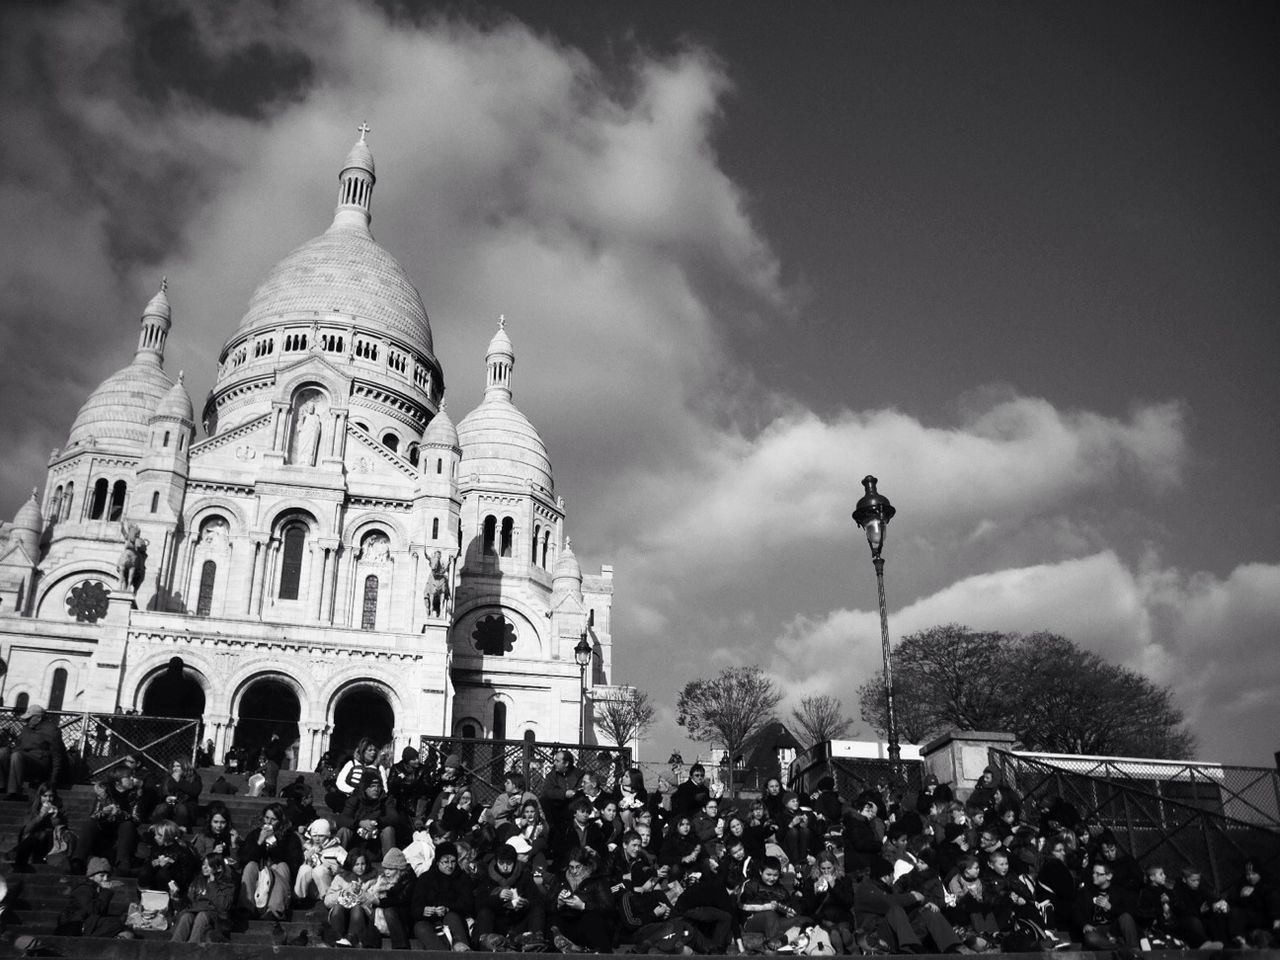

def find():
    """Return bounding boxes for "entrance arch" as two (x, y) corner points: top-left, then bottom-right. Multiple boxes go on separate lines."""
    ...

(233, 676), (301, 768)
(141, 664), (207, 720)
(329, 684), (395, 761)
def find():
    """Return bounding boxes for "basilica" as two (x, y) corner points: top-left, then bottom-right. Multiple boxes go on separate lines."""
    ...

(0, 130), (619, 768)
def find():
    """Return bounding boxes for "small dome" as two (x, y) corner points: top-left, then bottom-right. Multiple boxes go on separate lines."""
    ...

(13, 489), (42, 533)
(553, 538), (582, 583)
(487, 322), (514, 360)
(67, 360), (173, 450)
(154, 372), (193, 422)
(232, 227), (433, 355)
(343, 137), (375, 176)
(143, 284), (171, 322)
(421, 405), (459, 450)
(457, 396), (553, 491)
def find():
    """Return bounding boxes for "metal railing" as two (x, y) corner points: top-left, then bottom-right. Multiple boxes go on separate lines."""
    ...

(987, 747), (1280, 891)
(0, 709), (200, 781)
(417, 735), (631, 808)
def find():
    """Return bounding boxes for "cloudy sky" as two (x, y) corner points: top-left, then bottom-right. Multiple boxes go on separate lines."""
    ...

(2, 1), (1277, 766)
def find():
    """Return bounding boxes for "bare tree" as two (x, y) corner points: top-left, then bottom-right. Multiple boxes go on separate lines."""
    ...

(594, 687), (656, 750)
(677, 665), (782, 781)
(790, 694), (854, 749)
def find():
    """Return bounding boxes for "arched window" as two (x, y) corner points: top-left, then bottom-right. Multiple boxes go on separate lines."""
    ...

(524, 729), (536, 744)
(408, 444), (420, 467)
(162, 430), (171, 447)
(89, 478), (109, 520)
(541, 530), (551, 568)
(461, 722), (477, 740)
(361, 575), (379, 630)
(382, 433), (400, 453)
(48, 668), (68, 712)
(436, 457), (443, 475)
(62, 481), (74, 520)
(278, 524), (307, 600)
(482, 515), (497, 555)
(150, 491), (160, 513)
(500, 517), (514, 558)
(14, 692), (29, 716)
(108, 480), (127, 521)
(493, 701), (507, 741)
(196, 560), (217, 616)
(50, 486), (63, 523)
(532, 524), (541, 564)
(431, 517), (439, 539)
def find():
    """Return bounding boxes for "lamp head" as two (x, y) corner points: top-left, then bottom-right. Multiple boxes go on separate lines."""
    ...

(852, 475), (896, 559)
(573, 633), (593, 668)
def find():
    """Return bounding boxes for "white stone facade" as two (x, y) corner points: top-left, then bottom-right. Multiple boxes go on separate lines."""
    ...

(0, 133), (616, 769)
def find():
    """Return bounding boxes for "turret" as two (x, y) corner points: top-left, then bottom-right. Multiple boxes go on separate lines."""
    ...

(137, 371), (194, 522)
(333, 122), (376, 233)
(416, 402), (462, 554)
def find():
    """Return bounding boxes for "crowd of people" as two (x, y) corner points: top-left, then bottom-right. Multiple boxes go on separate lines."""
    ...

(3, 722), (1279, 953)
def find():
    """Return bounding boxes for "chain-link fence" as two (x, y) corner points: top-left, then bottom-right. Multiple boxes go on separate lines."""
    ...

(0, 709), (200, 781)
(417, 735), (631, 808)
(988, 747), (1280, 892)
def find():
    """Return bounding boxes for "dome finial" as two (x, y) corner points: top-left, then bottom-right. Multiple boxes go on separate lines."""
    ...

(178, 370), (185, 383)
(498, 313), (506, 330)
(160, 275), (168, 293)
(484, 315), (515, 399)
(357, 121), (371, 143)
(334, 125), (376, 232)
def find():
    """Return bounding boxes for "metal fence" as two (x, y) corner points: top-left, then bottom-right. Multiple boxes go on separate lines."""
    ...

(790, 755), (925, 810)
(987, 747), (1280, 891)
(418, 734), (631, 808)
(0, 709), (200, 781)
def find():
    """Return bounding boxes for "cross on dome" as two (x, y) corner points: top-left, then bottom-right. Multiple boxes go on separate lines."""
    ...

(498, 314), (506, 330)
(357, 121), (371, 142)
(160, 276), (168, 292)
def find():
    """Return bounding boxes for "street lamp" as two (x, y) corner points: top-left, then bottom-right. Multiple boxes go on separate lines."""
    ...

(852, 475), (899, 770)
(574, 632), (593, 745)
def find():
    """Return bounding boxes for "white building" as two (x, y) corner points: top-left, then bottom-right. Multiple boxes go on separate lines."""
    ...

(0, 131), (617, 768)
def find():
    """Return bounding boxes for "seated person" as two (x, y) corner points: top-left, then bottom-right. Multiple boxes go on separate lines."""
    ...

(12, 783), (67, 871)
(238, 803), (302, 920)
(362, 847), (415, 949)
(1071, 860), (1141, 950)
(473, 840), (546, 951)
(294, 817), (347, 901)
(410, 841), (475, 950)
(0, 704), (67, 799)
(1171, 866), (1230, 947)
(151, 758), (202, 830)
(739, 854), (806, 941)
(546, 847), (616, 953)
(323, 849), (376, 947)
(55, 858), (131, 939)
(337, 776), (403, 857)
(136, 819), (197, 894)
(70, 774), (141, 877)
(169, 852), (236, 943)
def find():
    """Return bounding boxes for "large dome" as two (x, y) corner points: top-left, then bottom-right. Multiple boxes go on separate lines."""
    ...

(67, 360), (173, 450)
(233, 224), (433, 355)
(457, 396), (553, 492)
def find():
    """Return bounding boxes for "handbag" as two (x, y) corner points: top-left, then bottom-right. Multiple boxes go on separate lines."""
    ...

(125, 890), (171, 932)
(254, 867), (274, 910)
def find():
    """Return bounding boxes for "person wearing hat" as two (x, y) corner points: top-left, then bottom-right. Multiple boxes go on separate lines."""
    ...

(358, 846), (415, 949)
(473, 840), (545, 951)
(295, 817), (347, 901)
(410, 840), (476, 950)
(55, 858), (131, 938)
(388, 746), (429, 821)
(0, 703), (68, 800)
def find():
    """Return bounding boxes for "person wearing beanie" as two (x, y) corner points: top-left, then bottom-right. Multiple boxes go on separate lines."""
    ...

(55, 857), (130, 938)
(409, 841), (475, 950)
(473, 839), (545, 951)
(295, 817), (347, 901)
(362, 847), (415, 949)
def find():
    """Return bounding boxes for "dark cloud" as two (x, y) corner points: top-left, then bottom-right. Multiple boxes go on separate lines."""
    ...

(126, 1), (315, 120)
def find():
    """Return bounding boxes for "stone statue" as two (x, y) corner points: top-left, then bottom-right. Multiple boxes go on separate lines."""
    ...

(292, 400), (323, 466)
(424, 549), (452, 618)
(116, 521), (148, 593)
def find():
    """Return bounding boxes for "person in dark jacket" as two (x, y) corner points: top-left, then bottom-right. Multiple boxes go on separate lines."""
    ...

(1072, 860), (1141, 950)
(151, 758), (203, 830)
(547, 847), (615, 953)
(798, 853), (856, 953)
(738, 855), (805, 941)
(554, 797), (609, 870)
(337, 775), (403, 856)
(410, 840), (475, 950)
(539, 750), (584, 830)
(1171, 866), (1230, 947)
(238, 803), (303, 919)
(851, 857), (960, 953)
(136, 819), (198, 895)
(12, 783), (66, 871)
(387, 746), (429, 822)
(473, 841), (546, 950)
(842, 794), (884, 874)
(170, 852), (237, 943)
(671, 764), (711, 821)
(55, 858), (131, 938)
(0, 704), (68, 798)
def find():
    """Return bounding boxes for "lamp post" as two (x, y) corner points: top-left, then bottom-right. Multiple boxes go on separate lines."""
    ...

(852, 475), (899, 771)
(574, 632), (593, 745)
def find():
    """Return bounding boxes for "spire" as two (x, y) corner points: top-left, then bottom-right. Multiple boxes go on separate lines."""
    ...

(332, 122), (376, 233)
(135, 277), (172, 366)
(485, 315), (515, 399)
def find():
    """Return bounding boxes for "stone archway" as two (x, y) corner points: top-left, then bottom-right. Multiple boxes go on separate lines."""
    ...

(329, 684), (395, 761)
(140, 661), (207, 720)
(233, 676), (301, 770)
